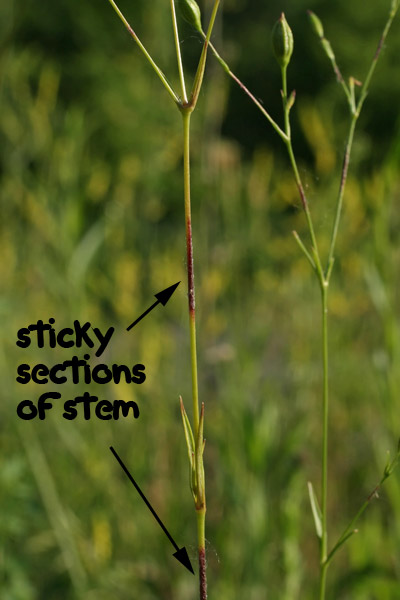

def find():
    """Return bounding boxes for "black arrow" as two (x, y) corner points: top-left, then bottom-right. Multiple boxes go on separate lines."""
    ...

(109, 446), (194, 574)
(126, 282), (180, 332)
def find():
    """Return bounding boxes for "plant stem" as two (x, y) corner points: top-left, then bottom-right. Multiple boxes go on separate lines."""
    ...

(320, 282), (329, 569)
(107, 0), (179, 104)
(200, 5), (399, 599)
(203, 37), (288, 140)
(182, 109), (207, 597)
(356, 2), (398, 117)
(190, 0), (221, 109)
(197, 508), (207, 600)
(326, 116), (356, 276)
(285, 139), (323, 277)
(280, 65), (323, 280)
(170, 0), (188, 103)
(182, 110), (200, 435)
(280, 49), (332, 600)
(326, 454), (400, 566)
(319, 562), (328, 600)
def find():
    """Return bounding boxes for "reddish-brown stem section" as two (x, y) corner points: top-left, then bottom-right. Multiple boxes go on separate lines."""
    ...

(367, 484), (380, 502)
(230, 71), (261, 107)
(126, 25), (139, 43)
(186, 217), (195, 315)
(374, 32), (385, 60)
(295, 179), (308, 212)
(332, 61), (344, 83)
(339, 144), (350, 198)
(199, 547), (207, 600)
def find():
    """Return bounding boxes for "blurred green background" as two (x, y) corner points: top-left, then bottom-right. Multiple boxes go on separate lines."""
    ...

(1, 0), (400, 598)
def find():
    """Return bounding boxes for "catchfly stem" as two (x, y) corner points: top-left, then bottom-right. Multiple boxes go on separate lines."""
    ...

(106, 0), (220, 597)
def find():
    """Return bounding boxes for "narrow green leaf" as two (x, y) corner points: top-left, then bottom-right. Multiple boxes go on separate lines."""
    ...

(180, 397), (197, 501)
(195, 403), (206, 503)
(190, 452), (197, 500)
(308, 481), (323, 538)
(292, 230), (316, 270)
(179, 396), (195, 465)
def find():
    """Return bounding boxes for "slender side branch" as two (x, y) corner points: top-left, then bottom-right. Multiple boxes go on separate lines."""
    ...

(190, 0), (221, 109)
(356, 2), (399, 117)
(307, 10), (353, 110)
(205, 33), (323, 279)
(202, 37), (288, 140)
(284, 139), (324, 281)
(320, 283), (329, 569)
(326, 442), (400, 566)
(280, 65), (324, 281)
(292, 230), (316, 270)
(326, 117), (356, 278)
(170, 0), (188, 103)
(107, 0), (180, 104)
(326, 1), (398, 278)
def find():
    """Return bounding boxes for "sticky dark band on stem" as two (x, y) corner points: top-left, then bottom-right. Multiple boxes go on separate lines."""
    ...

(296, 180), (308, 211)
(186, 217), (195, 314)
(339, 145), (350, 197)
(127, 25), (138, 41)
(374, 34), (385, 60)
(332, 60), (344, 84)
(199, 547), (207, 600)
(367, 484), (380, 502)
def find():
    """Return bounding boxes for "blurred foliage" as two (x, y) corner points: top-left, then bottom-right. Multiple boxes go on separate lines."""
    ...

(1, 0), (400, 598)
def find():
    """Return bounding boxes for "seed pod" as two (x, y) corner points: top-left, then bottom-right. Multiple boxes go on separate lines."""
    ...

(271, 12), (294, 69)
(178, 0), (203, 33)
(307, 10), (324, 39)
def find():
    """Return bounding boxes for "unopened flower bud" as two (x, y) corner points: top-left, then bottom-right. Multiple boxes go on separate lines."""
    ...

(321, 38), (335, 61)
(178, 0), (203, 33)
(271, 13), (294, 69)
(307, 10), (324, 38)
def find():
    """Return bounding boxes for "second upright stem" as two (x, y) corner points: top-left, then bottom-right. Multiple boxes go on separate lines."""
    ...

(319, 281), (329, 599)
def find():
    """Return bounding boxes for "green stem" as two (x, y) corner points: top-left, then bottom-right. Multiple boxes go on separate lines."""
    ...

(182, 107), (207, 599)
(320, 282), (329, 563)
(326, 116), (357, 277)
(326, 2), (398, 278)
(327, 481), (381, 565)
(190, 0), (221, 109)
(182, 110), (200, 436)
(282, 59), (330, 597)
(319, 562), (328, 600)
(284, 140), (323, 278)
(197, 509), (207, 600)
(205, 37), (288, 140)
(178, 7), (225, 596)
(107, 0), (179, 105)
(356, 2), (399, 118)
(170, 0), (188, 103)
(280, 65), (323, 281)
